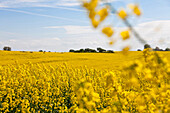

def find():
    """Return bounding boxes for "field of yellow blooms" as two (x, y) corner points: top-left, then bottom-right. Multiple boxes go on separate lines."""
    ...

(0, 50), (170, 112)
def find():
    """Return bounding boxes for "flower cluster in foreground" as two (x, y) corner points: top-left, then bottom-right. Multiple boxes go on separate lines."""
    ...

(0, 49), (169, 113)
(82, 0), (142, 48)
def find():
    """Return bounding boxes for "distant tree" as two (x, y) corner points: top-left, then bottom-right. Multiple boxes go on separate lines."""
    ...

(97, 47), (102, 52)
(85, 48), (91, 52)
(79, 49), (84, 52)
(20, 51), (26, 53)
(144, 44), (151, 49)
(153, 47), (161, 51)
(39, 50), (43, 52)
(97, 47), (106, 53)
(155, 47), (160, 50)
(90, 49), (97, 53)
(69, 49), (75, 52)
(137, 49), (142, 51)
(106, 50), (114, 53)
(3, 46), (11, 51)
(69, 48), (113, 53)
(165, 48), (170, 51)
(74, 50), (80, 53)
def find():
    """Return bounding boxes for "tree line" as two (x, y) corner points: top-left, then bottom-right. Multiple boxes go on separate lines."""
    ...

(2, 45), (170, 52)
(69, 47), (114, 53)
(141, 44), (170, 51)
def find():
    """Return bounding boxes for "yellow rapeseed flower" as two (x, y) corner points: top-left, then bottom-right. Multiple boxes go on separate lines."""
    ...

(109, 41), (115, 45)
(122, 46), (130, 54)
(120, 30), (130, 40)
(91, 18), (100, 28)
(128, 4), (141, 16)
(97, 8), (108, 22)
(134, 6), (141, 16)
(89, 10), (96, 19)
(0, 48), (170, 112)
(102, 27), (114, 37)
(118, 9), (127, 19)
(83, 0), (98, 11)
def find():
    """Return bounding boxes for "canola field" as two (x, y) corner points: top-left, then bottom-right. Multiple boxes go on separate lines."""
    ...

(0, 50), (169, 70)
(0, 50), (170, 112)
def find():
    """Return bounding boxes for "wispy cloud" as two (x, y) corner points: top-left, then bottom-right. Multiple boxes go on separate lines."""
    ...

(0, 8), (88, 23)
(0, 37), (62, 51)
(44, 25), (95, 35)
(0, 0), (120, 8)
(55, 0), (80, 7)
(0, 0), (120, 13)
(0, 0), (82, 8)
(1, 20), (170, 52)
(135, 20), (170, 47)
(42, 20), (170, 51)
(45, 6), (85, 12)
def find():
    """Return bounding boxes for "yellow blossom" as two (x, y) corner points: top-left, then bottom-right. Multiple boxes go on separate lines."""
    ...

(91, 18), (100, 28)
(122, 46), (130, 53)
(97, 8), (108, 22)
(118, 9), (127, 19)
(128, 4), (141, 16)
(109, 41), (115, 45)
(120, 30), (130, 40)
(102, 27), (114, 37)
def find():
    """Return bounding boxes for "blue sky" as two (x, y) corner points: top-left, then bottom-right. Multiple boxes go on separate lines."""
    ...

(0, 0), (170, 51)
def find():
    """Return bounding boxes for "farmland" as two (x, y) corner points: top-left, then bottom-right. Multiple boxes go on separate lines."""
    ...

(0, 50), (170, 112)
(0, 50), (169, 70)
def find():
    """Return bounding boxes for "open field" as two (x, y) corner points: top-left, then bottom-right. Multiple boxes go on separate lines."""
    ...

(0, 50), (170, 112)
(0, 51), (169, 70)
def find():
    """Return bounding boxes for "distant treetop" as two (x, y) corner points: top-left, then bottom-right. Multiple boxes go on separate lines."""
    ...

(3, 46), (11, 51)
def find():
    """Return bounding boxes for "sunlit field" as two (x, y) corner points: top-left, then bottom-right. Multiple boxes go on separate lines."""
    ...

(1, 0), (170, 112)
(0, 50), (170, 112)
(0, 50), (169, 70)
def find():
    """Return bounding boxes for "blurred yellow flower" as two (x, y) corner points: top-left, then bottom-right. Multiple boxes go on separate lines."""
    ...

(91, 18), (100, 28)
(109, 41), (115, 45)
(102, 27), (114, 37)
(120, 30), (130, 40)
(118, 9), (127, 19)
(128, 4), (141, 16)
(83, 0), (98, 11)
(98, 8), (108, 22)
(122, 46), (130, 54)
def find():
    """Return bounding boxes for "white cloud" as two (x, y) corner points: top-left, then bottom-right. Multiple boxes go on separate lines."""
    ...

(55, 2), (80, 7)
(47, 6), (85, 12)
(16, 0), (42, 3)
(0, 37), (62, 51)
(0, 4), (7, 7)
(0, 0), (81, 8)
(134, 20), (170, 48)
(0, 0), (120, 8)
(9, 39), (17, 42)
(44, 25), (94, 35)
(1, 20), (170, 51)
(43, 20), (170, 51)
(0, 8), (88, 23)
